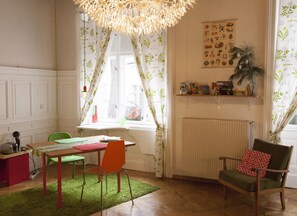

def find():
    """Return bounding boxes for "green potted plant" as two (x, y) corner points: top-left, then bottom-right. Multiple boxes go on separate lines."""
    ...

(229, 45), (264, 96)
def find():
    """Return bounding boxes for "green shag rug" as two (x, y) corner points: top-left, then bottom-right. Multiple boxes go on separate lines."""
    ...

(0, 174), (159, 216)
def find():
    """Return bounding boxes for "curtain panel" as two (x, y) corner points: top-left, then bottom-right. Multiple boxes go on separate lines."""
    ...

(79, 15), (112, 124)
(131, 31), (167, 177)
(271, 0), (297, 143)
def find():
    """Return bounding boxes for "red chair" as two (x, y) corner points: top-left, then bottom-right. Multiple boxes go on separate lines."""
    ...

(80, 140), (134, 214)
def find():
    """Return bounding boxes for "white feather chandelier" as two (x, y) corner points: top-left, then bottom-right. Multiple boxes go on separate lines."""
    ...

(73, 0), (196, 36)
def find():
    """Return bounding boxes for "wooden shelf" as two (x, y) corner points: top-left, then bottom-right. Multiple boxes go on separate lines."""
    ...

(176, 94), (260, 110)
(176, 94), (259, 98)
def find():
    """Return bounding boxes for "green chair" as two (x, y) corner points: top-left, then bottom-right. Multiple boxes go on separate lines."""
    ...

(47, 132), (85, 178)
(218, 139), (293, 216)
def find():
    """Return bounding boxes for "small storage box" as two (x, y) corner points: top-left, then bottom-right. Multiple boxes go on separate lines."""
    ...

(1, 142), (18, 154)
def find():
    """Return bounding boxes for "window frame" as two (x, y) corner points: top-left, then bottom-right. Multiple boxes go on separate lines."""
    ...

(82, 33), (156, 130)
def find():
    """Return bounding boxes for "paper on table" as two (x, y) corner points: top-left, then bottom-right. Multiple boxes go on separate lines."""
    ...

(99, 136), (121, 143)
(55, 137), (88, 144)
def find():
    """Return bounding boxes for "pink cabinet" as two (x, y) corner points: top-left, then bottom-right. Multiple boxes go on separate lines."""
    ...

(0, 152), (29, 186)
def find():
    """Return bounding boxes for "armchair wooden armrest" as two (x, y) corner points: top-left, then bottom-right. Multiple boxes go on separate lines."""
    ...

(252, 167), (290, 191)
(219, 156), (241, 161)
(251, 167), (289, 174)
(219, 156), (242, 170)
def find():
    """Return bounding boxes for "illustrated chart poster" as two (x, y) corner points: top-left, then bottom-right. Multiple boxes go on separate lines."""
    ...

(202, 19), (236, 68)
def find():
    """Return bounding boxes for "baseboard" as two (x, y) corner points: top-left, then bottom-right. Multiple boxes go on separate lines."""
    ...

(173, 175), (219, 184)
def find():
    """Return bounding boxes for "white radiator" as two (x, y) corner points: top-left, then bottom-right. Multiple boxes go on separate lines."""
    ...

(182, 118), (251, 180)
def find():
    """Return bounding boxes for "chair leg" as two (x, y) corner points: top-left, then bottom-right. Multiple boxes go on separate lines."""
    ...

(223, 185), (227, 207)
(123, 170), (134, 205)
(82, 160), (86, 184)
(255, 194), (259, 216)
(280, 191), (286, 209)
(105, 175), (108, 194)
(80, 175), (86, 202)
(72, 162), (75, 178)
(101, 175), (103, 215)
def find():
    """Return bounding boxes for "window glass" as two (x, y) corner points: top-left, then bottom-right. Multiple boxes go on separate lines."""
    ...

(289, 115), (297, 125)
(85, 33), (154, 127)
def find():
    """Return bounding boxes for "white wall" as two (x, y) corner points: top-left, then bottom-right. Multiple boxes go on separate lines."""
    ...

(0, 0), (268, 176)
(0, 0), (56, 69)
(169, 0), (267, 176)
(0, 0), (58, 171)
(55, 0), (78, 70)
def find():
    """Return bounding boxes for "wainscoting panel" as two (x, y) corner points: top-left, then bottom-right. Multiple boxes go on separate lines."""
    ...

(36, 80), (49, 119)
(58, 77), (77, 120)
(48, 79), (57, 119)
(0, 66), (58, 171)
(12, 80), (33, 122)
(0, 80), (8, 122)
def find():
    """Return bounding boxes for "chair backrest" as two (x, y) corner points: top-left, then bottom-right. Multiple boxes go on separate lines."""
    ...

(101, 140), (125, 174)
(48, 132), (71, 142)
(252, 139), (293, 182)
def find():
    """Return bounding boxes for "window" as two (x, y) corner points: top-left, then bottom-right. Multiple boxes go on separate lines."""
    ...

(83, 33), (155, 128)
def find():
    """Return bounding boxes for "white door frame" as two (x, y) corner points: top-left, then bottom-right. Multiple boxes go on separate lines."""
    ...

(281, 126), (297, 188)
(264, 0), (297, 188)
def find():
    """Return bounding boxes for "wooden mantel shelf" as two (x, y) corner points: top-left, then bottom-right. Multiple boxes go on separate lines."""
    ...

(176, 94), (260, 109)
(176, 94), (259, 98)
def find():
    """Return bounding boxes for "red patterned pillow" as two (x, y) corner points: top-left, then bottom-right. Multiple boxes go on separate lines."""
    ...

(236, 150), (271, 177)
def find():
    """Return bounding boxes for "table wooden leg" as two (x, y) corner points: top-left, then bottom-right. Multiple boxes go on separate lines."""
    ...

(42, 155), (47, 195)
(58, 156), (62, 208)
(117, 172), (121, 193)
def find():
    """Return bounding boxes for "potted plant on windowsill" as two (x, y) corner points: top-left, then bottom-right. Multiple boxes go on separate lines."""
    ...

(229, 45), (264, 96)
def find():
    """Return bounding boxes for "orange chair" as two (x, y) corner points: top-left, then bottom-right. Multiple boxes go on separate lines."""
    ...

(80, 140), (134, 214)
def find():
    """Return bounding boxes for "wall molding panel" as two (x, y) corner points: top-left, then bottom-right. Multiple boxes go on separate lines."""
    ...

(57, 70), (79, 135)
(12, 80), (33, 121)
(0, 80), (9, 122)
(0, 66), (58, 172)
(0, 66), (56, 77)
(0, 66), (57, 124)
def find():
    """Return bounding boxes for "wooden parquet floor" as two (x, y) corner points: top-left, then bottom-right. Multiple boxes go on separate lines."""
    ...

(1, 165), (297, 216)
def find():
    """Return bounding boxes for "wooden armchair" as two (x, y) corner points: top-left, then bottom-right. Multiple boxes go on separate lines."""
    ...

(218, 139), (293, 216)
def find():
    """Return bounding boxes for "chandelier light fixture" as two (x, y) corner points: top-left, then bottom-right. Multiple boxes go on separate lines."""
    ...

(73, 0), (196, 36)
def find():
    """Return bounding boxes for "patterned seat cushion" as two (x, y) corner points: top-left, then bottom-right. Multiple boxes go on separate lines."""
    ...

(236, 150), (271, 177)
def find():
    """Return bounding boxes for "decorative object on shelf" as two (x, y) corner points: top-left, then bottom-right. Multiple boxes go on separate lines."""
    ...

(234, 90), (246, 96)
(73, 0), (196, 36)
(211, 82), (219, 95)
(179, 83), (188, 94)
(201, 84), (210, 95)
(186, 82), (197, 94)
(216, 81), (234, 95)
(202, 19), (237, 68)
(229, 44), (264, 96)
(180, 82), (210, 95)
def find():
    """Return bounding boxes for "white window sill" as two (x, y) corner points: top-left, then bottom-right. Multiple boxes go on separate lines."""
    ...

(77, 122), (156, 132)
(283, 124), (297, 132)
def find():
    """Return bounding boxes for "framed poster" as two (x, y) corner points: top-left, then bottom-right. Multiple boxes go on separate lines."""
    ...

(202, 19), (237, 68)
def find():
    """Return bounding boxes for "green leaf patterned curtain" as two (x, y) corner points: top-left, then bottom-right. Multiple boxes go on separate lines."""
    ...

(271, 0), (297, 143)
(131, 31), (167, 177)
(79, 15), (112, 124)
